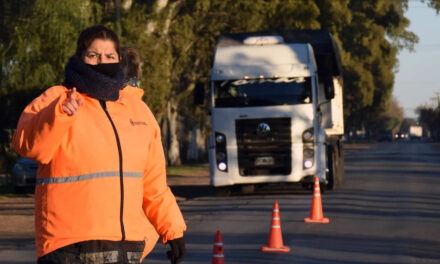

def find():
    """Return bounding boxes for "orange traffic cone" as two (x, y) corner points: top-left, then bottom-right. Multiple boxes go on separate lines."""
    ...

(212, 230), (225, 264)
(304, 176), (329, 223)
(261, 201), (290, 253)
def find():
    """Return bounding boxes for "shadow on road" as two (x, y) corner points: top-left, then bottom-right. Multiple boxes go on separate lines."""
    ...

(170, 183), (314, 200)
(170, 185), (216, 199)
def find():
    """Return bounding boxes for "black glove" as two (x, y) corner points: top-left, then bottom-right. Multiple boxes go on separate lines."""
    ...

(166, 237), (186, 264)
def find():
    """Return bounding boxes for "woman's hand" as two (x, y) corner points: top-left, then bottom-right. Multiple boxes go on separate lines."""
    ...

(167, 237), (186, 264)
(62, 88), (84, 116)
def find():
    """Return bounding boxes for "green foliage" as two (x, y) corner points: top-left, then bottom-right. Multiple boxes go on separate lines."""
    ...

(0, 0), (101, 171)
(337, 0), (417, 131)
(119, 2), (175, 120)
(417, 96), (440, 140)
(425, 0), (440, 13)
(368, 98), (404, 136)
(316, 0), (352, 35)
(0, 128), (18, 173)
(3, 0), (100, 91)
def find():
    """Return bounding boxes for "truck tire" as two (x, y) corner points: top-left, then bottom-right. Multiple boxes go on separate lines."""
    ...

(337, 140), (345, 186)
(327, 137), (344, 190)
(326, 145), (337, 190)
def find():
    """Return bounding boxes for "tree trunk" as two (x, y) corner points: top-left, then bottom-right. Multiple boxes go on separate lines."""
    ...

(186, 126), (198, 161)
(196, 126), (207, 160)
(144, 0), (182, 35)
(186, 124), (207, 162)
(121, 0), (133, 10)
(160, 117), (169, 164)
(144, 0), (169, 35)
(154, 0), (169, 12)
(166, 99), (181, 165)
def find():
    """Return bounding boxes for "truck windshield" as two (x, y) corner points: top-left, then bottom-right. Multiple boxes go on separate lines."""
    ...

(214, 77), (311, 107)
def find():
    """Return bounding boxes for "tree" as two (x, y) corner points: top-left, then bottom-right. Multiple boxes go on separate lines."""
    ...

(425, 0), (440, 13)
(338, 0), (417, 133)
(0, 0), (102, 171)
(368, 97), (404, 137)
(417, 105), (439, 140)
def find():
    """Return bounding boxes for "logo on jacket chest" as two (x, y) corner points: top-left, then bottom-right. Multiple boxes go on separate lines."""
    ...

(130, 119), (148, 126)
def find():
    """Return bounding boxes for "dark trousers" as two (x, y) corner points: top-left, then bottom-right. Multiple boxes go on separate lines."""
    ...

(37, 240), (145, 264)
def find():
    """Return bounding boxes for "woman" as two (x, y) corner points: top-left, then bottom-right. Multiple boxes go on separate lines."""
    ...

(13, 25), (186, 264)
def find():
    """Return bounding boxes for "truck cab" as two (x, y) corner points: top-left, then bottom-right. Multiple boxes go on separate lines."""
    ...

(209, 30), (344, 194)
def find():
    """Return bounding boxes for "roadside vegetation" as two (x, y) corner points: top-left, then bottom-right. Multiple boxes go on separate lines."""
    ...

(167, 164), (208, 177)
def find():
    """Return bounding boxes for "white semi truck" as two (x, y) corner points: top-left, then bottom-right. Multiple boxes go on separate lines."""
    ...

(208, 30), (344, 194)
(409, 125), (423, 140)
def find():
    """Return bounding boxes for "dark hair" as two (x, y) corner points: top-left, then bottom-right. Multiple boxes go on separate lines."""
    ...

(120, 46), (142, 80)
(75, 25), (121, 59)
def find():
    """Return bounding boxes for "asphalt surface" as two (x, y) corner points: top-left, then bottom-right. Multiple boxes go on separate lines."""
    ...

(1, 141), (440, 263)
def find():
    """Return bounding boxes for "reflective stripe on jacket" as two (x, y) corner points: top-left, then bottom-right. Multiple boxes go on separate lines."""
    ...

(12, 85), (186, 259)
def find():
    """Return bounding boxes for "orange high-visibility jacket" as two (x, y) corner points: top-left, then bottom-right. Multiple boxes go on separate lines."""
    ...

(12, 85), (186, 259)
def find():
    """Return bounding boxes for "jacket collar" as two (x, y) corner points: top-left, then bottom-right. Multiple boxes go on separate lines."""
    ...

(116, 85), (144, 105)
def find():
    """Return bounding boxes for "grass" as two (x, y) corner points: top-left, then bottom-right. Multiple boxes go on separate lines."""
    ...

(166, 163), (209, 177)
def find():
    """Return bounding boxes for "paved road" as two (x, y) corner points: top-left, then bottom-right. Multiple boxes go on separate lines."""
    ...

(1, 142), (440, 263)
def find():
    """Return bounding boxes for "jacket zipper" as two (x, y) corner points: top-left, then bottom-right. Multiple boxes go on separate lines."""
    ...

(100, 100), (126, 241)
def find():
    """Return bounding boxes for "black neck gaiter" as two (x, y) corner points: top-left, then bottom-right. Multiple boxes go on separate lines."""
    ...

(88, 63), (121, 78)
(63, 56), (125, 101)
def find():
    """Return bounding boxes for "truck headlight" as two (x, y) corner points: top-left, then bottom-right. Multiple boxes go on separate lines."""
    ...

(218, 162), (227, 171)
(302, 128), (314, 142)
(215, 132), (228, 172)
(304, 160), (313, 169)
(303, 148), (314, 169)
(215, 134), (225, 144)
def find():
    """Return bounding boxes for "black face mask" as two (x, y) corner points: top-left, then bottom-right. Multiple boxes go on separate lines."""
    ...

(88, 63), (121, 77)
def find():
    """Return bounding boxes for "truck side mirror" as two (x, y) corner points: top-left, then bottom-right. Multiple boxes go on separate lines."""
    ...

(194, 82), (205, 105)
(324, 76), (335, 100)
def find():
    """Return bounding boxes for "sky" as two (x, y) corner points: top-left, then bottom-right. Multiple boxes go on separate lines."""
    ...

(393, 1), (440, 118)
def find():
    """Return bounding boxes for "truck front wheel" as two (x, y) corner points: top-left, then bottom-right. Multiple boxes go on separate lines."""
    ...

(326, 139), (344, 190)
(327, 146), (337, 190)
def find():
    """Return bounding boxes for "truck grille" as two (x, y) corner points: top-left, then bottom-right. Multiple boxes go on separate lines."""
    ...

(236, 118), (291, 176)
